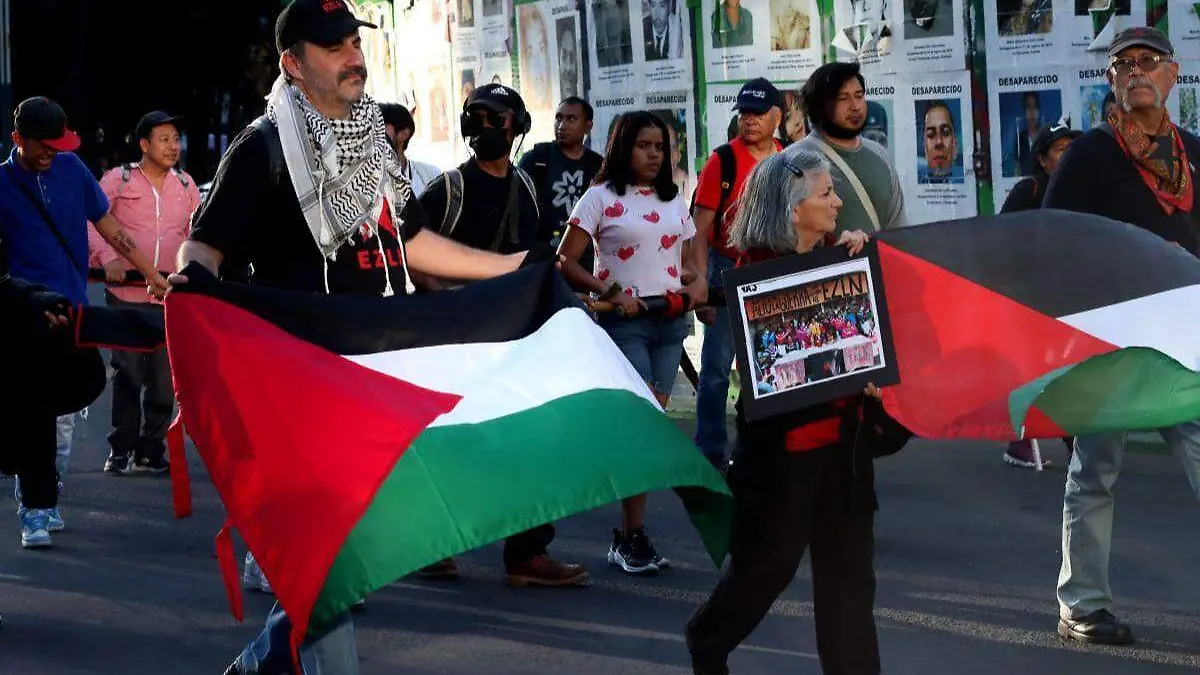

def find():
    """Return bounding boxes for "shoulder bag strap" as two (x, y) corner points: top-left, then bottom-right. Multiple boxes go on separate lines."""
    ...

(2, 163), (87, 279)
(811, 137), (881, 232)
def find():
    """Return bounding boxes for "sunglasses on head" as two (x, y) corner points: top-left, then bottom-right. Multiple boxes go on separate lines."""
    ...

(783, 158), (805, 178)
(1109, 53), (1170, 76)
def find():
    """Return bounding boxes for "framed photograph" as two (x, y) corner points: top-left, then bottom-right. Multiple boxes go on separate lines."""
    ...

(721, 241), (899, 422)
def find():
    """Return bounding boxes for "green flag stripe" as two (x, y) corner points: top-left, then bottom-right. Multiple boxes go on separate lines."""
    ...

(311, 388), (732, 627)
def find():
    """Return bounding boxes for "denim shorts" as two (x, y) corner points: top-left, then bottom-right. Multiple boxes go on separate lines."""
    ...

(598, 313), (690, 396)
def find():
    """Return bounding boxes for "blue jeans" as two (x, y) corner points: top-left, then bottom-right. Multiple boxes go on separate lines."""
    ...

(694, 252), (736, 463)
(1057, 423), (1200, 619)
(599, 313), (689, 397)
(235, 604), (357, 674)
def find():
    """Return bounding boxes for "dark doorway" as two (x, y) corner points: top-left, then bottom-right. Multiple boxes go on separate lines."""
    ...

(9, 0), (287, 181)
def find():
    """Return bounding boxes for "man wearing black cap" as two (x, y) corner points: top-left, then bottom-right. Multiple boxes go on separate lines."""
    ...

(797, 61), (907, 235)
(413, 82), (587, 587)
(178, 3), (566, 673)
(1000, 120), (1081, 214)
(0, 96), (168, 550)
(690, 77), (782, 471)
(1044, 26), (1200, 647)
(88, 111), (201, 475)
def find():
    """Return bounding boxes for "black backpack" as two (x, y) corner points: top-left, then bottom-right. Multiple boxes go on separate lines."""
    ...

(690, 143), (737, 222)
(252, 115), (285, 188)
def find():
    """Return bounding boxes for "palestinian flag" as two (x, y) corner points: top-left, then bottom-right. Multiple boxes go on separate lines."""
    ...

(92, 262), (731, 655)
(876, 209), (1200, 440)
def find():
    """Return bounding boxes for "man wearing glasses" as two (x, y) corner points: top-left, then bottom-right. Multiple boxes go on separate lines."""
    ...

(1044, 26), (1200, 647)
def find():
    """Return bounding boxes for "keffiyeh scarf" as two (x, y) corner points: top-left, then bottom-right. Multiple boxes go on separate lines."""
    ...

(266, 75), (413, 260)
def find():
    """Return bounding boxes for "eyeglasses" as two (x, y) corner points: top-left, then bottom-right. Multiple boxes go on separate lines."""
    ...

(1109, 53), (1171, 76)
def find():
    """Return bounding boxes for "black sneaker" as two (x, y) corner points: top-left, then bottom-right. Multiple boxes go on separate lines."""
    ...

(132, 454), (170, 474)
(104, 451), (132, 475)
(1057, 609), (1135, 646)
(607, 527), (658, 575)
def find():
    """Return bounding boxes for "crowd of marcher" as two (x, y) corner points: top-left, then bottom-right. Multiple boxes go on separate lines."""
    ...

(0, 0), (1196, 671)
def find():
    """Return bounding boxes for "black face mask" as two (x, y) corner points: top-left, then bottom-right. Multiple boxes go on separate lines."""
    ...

(470, 127), (513, 161)
(820, 118), (866, 140)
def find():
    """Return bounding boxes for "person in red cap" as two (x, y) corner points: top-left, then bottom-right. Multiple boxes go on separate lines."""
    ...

(0, 95), (168, 551)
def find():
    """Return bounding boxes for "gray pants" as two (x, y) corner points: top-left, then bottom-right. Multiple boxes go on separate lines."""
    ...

(1057, 422), (1200, 619)
(106, 293), (173, 459)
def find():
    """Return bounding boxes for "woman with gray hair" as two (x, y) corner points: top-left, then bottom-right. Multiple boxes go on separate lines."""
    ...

(685, 146), (911, 675)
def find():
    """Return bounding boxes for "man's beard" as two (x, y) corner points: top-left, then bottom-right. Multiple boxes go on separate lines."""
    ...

(820, 117), (866, 140)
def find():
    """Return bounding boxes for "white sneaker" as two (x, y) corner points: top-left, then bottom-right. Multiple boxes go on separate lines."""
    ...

(242, 552), (274, 594)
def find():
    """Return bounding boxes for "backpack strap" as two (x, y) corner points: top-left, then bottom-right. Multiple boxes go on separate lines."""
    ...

(440, 169), (465, 236)
(172, 167), (189, 189)
(514, 166), (540, 221)
(690, 143), (737, 219)
(251, 115), (284, 188)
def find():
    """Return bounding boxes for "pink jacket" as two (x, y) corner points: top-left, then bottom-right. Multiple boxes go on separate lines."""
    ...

(89, 163), (201, 303)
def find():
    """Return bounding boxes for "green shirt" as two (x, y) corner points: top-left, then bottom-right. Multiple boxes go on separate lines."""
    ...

(796, 133), (907, 235)
(711, 4), (754, 49)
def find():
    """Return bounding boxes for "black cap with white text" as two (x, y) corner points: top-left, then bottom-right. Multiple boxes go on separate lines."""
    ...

(732, 78), (782, 115)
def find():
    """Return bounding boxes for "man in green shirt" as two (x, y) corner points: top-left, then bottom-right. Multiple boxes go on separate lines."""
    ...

(796, 61), (907, 234)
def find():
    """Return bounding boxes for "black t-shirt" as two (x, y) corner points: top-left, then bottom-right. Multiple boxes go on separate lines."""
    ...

(418, 160), (539, 254)
(518, 142), (604, 244)
(1044, 127), (1200, 255)
(189, 123), (426, 296)
(1000, 174), (1047, 213)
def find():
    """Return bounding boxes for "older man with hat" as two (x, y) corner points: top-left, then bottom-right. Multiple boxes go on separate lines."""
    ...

(0, 96), (167, 550)
(87, 110), (201, 476)
(1043, 26), (1200, 646)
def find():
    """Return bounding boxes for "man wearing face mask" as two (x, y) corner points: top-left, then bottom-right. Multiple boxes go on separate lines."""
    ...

(796, 61), (907, 235)
(415, 83), (586, 588)
(1043, 26), (1200, 647)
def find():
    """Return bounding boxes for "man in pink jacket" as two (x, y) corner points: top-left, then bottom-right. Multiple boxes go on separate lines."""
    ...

(89, 111), (201, 474)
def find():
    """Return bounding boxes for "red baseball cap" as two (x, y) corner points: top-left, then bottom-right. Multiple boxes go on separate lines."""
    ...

(14, 97), (81, 152)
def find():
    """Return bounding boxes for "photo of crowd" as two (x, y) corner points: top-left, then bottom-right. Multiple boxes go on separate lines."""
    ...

(742, 271), (884, 397)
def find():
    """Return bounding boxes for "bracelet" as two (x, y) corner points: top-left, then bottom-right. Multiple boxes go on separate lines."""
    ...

(598, 282), (622, 301)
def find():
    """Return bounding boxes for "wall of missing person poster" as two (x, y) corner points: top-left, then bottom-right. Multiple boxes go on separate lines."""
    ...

(902, 70), (976, 222)
(592, 90), (699, 199)
(586, 0), (694, 97)
(1168, 1), (1200, 62)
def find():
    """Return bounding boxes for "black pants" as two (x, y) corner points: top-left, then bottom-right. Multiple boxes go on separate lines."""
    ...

(106, 293), (173, 459)
(686, 443), (879, 675)
(12, 413), (59, 510)
(502, 523), (555, 568)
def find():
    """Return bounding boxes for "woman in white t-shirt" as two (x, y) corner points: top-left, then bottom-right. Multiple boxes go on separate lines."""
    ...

(557, 110), (702, 576)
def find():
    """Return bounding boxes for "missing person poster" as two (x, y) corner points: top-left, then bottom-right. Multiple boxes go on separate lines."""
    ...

(982, 0), (1061, 67)
(1074, 64), (1114, 131)
(360, 1), (402, 103)
(516, 0), (586, 143)
(453, 0), (482, 65)
(1063, 0), (1144, 55)
(1168, 1), (1200, 62)
(901, 70), (976, 223)
(1171, 62), (1200, 137)
(895, 0), (965, 72)
(644, 91), (699, 201)
(482, 0), (512, 55)
(589, 0), (638, 93)
(703, 81), (807, 158)
(864, 73), (899, 165)
(702, 0), (770, 82)
(765, 0), (821, 79)
(593, 94), (637, 157)
(987, 67), (1069, 206)
(830, 0), (894, 71)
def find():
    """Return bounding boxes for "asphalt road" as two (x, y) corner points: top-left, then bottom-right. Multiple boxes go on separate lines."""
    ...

(1, 386), (1199, 674)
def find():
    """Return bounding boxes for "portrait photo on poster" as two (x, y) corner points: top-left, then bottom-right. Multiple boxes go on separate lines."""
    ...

(458, 0), (477, 27)
(903, 0), (953, 40)
(999, 89), (1063, 177)
(557, 16), (582, 100)
(864, 98), (894, 162)
(460, 69), (477, 106)
(483, 0), (504, 18)
(643, 0), (685, 61)
(723, 244), (898, 421)
(711, 0), (756, 50)
(770, 0), (812, 51)
(915, 98), (964, 184)
(595, 0), (635, 68)
(996, 0), (1052, 37)
(519, 4), (555, 111)
(649, 107), (693, 197)
(778, 88), (809, 145)
(1080, 84), (1116, 131)
(1074, 0), (1128, 17)
(427, 65), (452, 143)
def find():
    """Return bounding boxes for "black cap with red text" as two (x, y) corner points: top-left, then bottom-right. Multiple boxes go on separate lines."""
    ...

(275, 0), (377, 54)
(14, 97), (81, 153)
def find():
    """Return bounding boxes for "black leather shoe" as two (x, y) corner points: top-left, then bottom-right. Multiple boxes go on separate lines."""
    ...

(1057, 609), (1135, 645)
